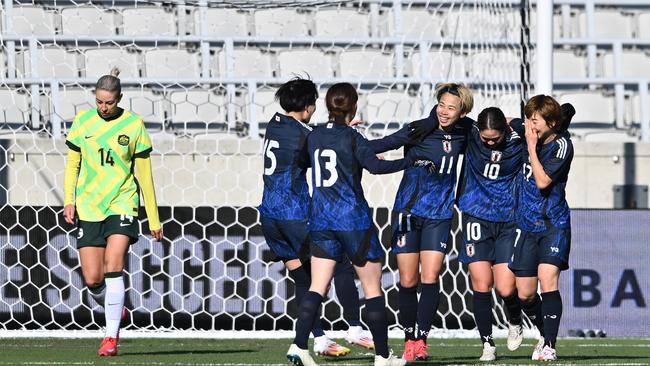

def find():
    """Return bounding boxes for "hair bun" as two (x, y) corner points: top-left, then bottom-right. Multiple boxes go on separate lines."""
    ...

(110, 67), (121, 78)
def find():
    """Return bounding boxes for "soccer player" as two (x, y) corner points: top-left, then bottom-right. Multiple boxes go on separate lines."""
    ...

(63, 68), (163, 356)
(259, 77), (373, 358)
(457, 107), (525, 361)
(287, 83), (415, 366)
(509, 96), (575, 361)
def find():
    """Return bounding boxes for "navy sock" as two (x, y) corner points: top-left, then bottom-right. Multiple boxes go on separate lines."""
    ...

(293, 291), (323, 349)
(473, 291), (494, 346)
(365, 296), (389, 358)
(521, 294), (545, 337)
(288, 267), (324, 337)
(541, 290), (562, 348)
(416, 283), (440, 342)
(501, 292), (522, 325)
(334, 261), (362, 327)
(398, 284), (418, 341)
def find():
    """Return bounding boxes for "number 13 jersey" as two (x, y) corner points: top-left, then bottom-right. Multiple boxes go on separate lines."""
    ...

(66, 108), (152, 221)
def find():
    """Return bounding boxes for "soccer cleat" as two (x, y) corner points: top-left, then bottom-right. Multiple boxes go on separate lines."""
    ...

(313, 336), (350, 357)
(531, 337), (545, 360)
(374, 352), (407, 366)
(507, 323), (524, 351)
(479, 342), (497, 361)
(413, 339), (428, 360)
(97, 336), (118, 356)
(402, 340), (417, 362)
(287, 344), (319, 366)
(345, 325), (375, 350)
(537, 345), (557, 361)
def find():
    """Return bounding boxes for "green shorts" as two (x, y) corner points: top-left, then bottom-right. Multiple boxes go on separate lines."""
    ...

(76, 214), (140, 248)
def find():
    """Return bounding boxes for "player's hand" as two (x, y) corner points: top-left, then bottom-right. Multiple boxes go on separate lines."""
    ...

(151, 228), (163, 242)
(376, 154), (385, 160)
(63, 204), (75, 225)
(524, 119), (538, 147)
(350, 119), (364, 126)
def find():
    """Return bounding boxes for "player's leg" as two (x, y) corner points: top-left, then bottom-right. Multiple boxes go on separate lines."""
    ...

(77, 220), (108, 307)
(333, 260), (375, 350)
(494, 221), (523, 351)
(469, 261), (497, 360)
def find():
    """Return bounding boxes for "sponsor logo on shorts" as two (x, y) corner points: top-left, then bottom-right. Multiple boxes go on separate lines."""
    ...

(77, 228), (84, 239)
(397, 234), (407, 248)
(440, 242), (447, 249)
(466, 243), (474, 257)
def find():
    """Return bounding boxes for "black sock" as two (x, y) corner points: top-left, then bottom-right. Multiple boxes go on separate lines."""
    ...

(334, 261), (362, 327)
(521, 294), (545, 337)
(288, 267), (324, 337)
(473, 291), (494, 346)
(501, 292), (522, 325)
(293, 291), (323, 349)
(365, 296), (389, 358)
(398, 284), (418, 341)
(416, 283), (440, 342)
(541, 290), (562, 348)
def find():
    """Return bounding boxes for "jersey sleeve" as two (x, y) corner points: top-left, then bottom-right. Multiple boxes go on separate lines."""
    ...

(543, 138), (574, 182)
(367, 125), (411, 154)
(133, 120), (153, 158)
(510, 118), (525, 137)
(65, 112), (84, 152)
(353, 131), (410, 174)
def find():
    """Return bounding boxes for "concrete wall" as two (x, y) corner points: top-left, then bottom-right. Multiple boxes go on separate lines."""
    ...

(2, 136), (649, 209)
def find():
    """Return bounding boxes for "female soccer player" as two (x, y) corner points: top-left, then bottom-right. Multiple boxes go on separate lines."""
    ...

(509, 96), (575, 361)
(63, 68), (163, 356)
(286, 83), (416, 366)
(259, 77), (373, 358)
(457, 107), (525, 361)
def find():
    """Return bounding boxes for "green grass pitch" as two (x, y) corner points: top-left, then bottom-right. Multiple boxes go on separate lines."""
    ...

(1, 338), (649, 365)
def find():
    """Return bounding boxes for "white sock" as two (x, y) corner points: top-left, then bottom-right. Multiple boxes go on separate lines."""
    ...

(104, 273), (125, 338)
(89, 282), (106, 306)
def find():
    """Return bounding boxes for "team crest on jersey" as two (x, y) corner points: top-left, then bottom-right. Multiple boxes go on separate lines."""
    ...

(466, 243), (475, 257)
(491, 151), (503, 162)
(275, 115), (280, 122)
(442, 140), (452, 153)
(397, 234), (407, 248)
(117, 134), (130, 146)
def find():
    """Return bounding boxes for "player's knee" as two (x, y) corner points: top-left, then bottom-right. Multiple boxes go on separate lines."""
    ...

(84, 276), (103, 288)
(420, 271), (440, 284)
(496, 287), (516, 298)
(399, 275), (418, 288)
(517, 291), (537, 303)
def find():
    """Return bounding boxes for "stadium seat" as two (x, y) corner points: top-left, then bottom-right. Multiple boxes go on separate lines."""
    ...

(278, 50), (333, 79)
(61, 6), (117, 36)
(42, 88), (95, 129)
(0, 51), (5, 78)
(7, 6), (59, 35)
(470, 50), (520, 83)
(441, 9), (519, 42)
(639, 12), (650, 39)
(578, 10), (633, 38)
(122, 7), (177, 36)
(338, 49), (393, 78)
(388, 8), (443, 39)
(0, 89), (32, 132)
(196, 8), (249, 36)
(602, 50), (650, 78)
(253, 9), (309, 37)
(557, 91), (615, 131)
(247, 89), (282, 124)
(408, 50), (468, 80)
(362, 90), (423, 125)
(497, 92), (524, 119)
(144, 48), (201, 78)
(313, 8), (370, 37)
(216, 49), (274, 78)
(169, 89), (228, 135)
(554, 49), (587, 78)
(84, 47), (140, 78)
(19, 47), (80, 78)
(582, 130), (639, 142)
(467, 91), (496, 121)
(120, 89), (167, 132)
(625, 93), (643, 126)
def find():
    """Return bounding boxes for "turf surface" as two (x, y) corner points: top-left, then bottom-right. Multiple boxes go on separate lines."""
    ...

(1, 338), (649, 365)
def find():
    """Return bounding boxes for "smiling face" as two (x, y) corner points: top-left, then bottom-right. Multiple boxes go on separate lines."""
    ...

(528, 112), (556, 140)
(437, 92), (466, 129)
(95, 89), (121, 119)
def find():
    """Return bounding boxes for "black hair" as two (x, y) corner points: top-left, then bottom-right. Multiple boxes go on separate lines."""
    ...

(274, 77), (318, 113)
(558, 103), (576, 133)
(477, 107), (507, 133)
(325, 83), (358, 124)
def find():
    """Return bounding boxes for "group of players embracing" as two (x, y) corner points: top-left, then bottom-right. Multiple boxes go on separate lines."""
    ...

(258, 77), (575, 366)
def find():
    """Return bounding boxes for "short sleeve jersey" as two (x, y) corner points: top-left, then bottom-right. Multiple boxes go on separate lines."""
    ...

(308, 123), (380, 231)
(457, 125), (523, 222)
(66, 108), (152, 221)
(258, 113), (312, 221)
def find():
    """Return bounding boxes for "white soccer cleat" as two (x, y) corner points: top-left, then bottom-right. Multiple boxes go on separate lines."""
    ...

(507, 323), (524, 351)
(345, 325), (375, 350)
(538, 345), (557, 361)
(374, 352), (407, 366)
(479, 342), (497, 361)
(531, 337), (545, 360)
(313, 335), (350, 357)
(287, 344), (319, 366)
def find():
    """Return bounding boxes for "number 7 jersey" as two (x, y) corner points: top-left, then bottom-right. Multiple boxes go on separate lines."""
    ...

(66, 108), (152, 222)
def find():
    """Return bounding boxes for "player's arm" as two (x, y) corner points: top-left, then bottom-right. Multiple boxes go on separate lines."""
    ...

(524, 122), (574, 190)
(355, 133), (412, 174)
(63, 147), (81, 224)
(134, 154), (162, 241)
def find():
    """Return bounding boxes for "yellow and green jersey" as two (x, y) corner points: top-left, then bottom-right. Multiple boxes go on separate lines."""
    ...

(66, 108), (153, 222)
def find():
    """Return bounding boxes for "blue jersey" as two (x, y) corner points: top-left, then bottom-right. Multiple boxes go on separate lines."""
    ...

(308, 122), (411, 231)
(258, 113), (311, 220)
(457, 124), (523, 222)
(512, 119), (573, 232)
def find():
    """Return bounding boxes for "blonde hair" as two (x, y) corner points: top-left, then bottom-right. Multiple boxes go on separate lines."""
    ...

(96, 67), (122, 95)
(434, 83), (473, 114)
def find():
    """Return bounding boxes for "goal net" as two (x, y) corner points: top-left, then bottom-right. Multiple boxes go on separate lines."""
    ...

(0, 0), (532, 336)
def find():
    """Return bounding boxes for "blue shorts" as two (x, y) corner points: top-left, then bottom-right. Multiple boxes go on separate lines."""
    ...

(310, 227), (383, 266)
(509, 226), (571, 277)
(390, 212), (451, 254)
(260, 216), (310, 263)
(458, 213), (518, 264)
